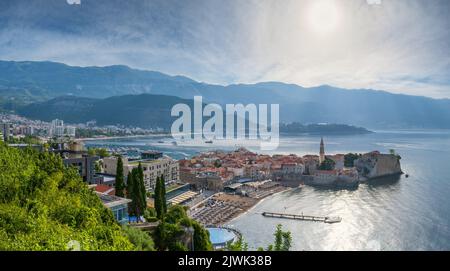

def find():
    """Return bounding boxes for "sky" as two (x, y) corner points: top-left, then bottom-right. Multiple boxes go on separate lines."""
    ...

(0, 0), (449, 98)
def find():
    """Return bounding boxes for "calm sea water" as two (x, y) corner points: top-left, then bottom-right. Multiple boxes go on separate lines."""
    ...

(86, 130), (450, 251)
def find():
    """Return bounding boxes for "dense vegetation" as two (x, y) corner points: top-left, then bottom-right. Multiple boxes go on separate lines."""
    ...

(266, 224), (292, 251)
(121, 225), (155, 251)
(152, 205), (213, 251)
(147, 175), (213, 251)
(226, 224), (292, 251)
(4, 135), (42, 145)
(118, 157), (212, 251)
(0, 142), (278, 252)
(344, 153), (362, 167)
(0, 142), (134, 250)
(87, 147), (110, 158)
(318, 157), (336, 171)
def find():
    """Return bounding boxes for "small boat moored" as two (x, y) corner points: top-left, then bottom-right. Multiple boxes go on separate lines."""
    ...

(324, 217), (342, 224)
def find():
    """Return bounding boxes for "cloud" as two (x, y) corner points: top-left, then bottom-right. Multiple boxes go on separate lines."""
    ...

(0, 0), (449, 98)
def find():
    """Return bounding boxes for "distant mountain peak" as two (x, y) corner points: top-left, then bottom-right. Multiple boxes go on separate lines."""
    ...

(2, 59), (450, 129)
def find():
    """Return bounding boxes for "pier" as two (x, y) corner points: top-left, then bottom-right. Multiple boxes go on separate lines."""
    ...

(262, 212), (342, 224)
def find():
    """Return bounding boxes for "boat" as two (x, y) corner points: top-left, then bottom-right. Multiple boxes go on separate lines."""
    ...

(324, 217), (342, 224)
(157, 140), (164, 143)
(205, 140), (213, 144)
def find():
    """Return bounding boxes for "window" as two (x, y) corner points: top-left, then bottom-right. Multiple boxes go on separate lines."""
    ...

(117, 208), (123, 221)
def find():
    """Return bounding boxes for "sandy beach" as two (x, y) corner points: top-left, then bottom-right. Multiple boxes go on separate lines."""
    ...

(190, 185), (291, 226)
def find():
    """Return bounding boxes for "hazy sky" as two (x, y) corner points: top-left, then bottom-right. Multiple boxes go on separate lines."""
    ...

(0, 0), (449, 98)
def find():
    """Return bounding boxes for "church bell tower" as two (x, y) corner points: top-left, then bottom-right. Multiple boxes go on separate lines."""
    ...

(319, 137), (325, 164)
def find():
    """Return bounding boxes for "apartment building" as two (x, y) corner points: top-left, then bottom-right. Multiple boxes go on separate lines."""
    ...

(103, 153), (179, 191)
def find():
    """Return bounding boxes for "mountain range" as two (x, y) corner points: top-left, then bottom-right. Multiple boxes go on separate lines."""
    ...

(2, 60), (450, 129)
(17, 94), (192, 130)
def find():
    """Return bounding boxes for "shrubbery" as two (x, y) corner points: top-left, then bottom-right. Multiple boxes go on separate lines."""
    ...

(0, 143), (134, 250)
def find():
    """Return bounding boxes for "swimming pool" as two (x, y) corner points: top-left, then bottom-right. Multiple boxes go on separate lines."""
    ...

(207, 227), (238, 248)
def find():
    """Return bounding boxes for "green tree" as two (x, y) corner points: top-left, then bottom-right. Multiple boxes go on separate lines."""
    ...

(128, 166), (147, 222)
(344, 153), (361, 167)
(282, 231), (292, 251)
(153, 221), (187, 251)
(152, 205), (212, 251)
(88, 148), (96, 156)
(126, 172), (136, 217)
(192, 221), (213, 251)
(318, 157), (336, 170)
(214, 159), (222, 168)
(154, 176), (162, 219)
(137, 163), (147, 212)
(154, 176), (167, 219)
(164, 205), (189, 224)
(96, 148), (110, 158)
(87, 148), (110, 158)
(256, 224), (292, 251)
(143, 208), (158, 222)
(94, 161), (101, 173)
(227, 224), (291, 252)
(0, 144), (134, 251)
(160, 175), (167, 215)
(6, 135), (41, 145)
(226, 236), (248, 251)
(115, 157), (125, 197)
(268, 224), (292, 251)
(389, 149), (402, 160)
(121, 225), (155, 251)
(153, 220), (167, 250)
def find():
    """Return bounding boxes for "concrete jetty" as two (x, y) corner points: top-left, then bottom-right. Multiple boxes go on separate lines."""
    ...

(262, 212), (342, 224)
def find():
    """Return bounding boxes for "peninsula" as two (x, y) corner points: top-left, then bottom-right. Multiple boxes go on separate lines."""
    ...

(280, 123), (372, 135)
(180, 138), (402, 226)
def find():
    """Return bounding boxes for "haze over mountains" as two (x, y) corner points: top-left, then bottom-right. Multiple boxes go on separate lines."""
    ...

(17, 94), (193, 130)
(2, 60), (450, 129)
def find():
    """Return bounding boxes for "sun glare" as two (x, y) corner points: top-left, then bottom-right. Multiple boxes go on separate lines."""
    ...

(306, 0), (341, 36)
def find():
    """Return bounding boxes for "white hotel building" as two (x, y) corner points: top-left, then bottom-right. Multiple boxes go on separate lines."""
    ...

(102, 155), (179, 191)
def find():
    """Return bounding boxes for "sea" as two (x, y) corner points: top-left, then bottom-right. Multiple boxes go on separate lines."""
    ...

(85, 130), (450, 251)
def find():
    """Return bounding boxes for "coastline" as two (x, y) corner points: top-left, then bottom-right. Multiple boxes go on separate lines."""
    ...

(280, 131), (373, 136)
(76, 133), (170, 142)
(226, 186), (293, 226)
(189, 185), (293, 227)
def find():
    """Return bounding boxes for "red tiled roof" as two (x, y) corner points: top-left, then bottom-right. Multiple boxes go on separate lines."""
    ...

(95, 184), (115, 195)
(315, 170), (339, 175)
